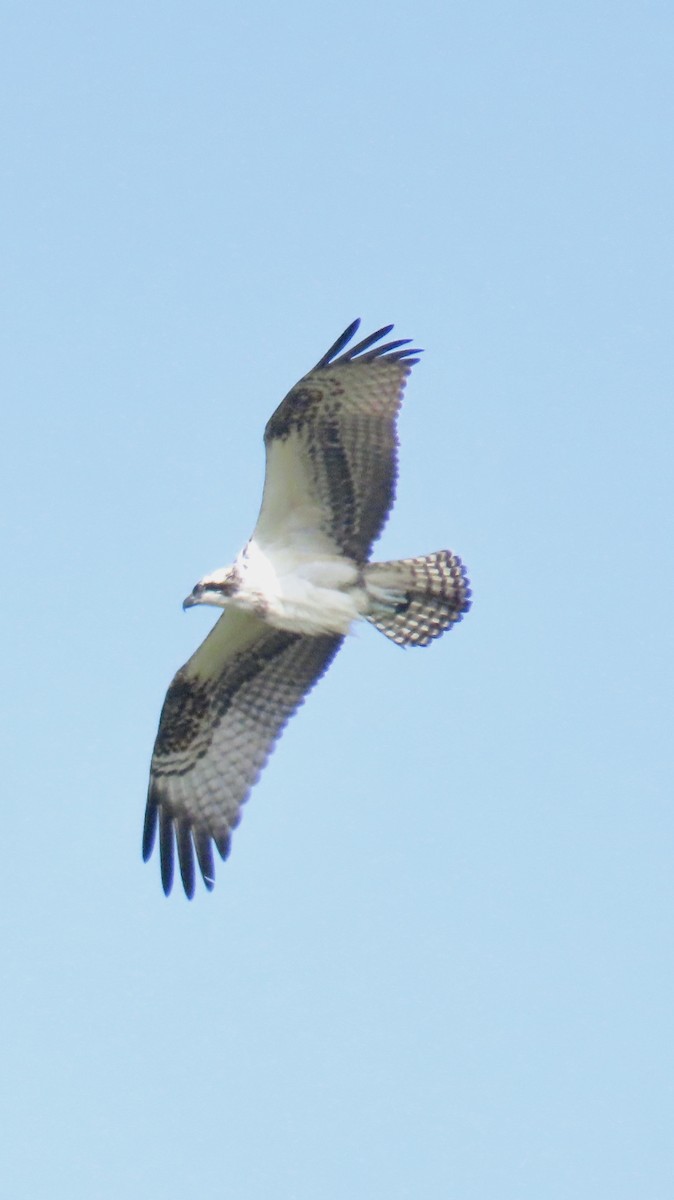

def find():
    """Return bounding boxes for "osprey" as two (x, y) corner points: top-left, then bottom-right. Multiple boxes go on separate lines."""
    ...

(144, 320), (471, 897)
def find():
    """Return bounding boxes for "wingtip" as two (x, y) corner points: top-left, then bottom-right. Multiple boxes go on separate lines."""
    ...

(159, 807), (175, 896)
(311, 319), (424, 371)
(141, 798), (157, 862)
(177, 821), (196, 899)
(313, 319), (361, 369)
(323, 322), (421, 367)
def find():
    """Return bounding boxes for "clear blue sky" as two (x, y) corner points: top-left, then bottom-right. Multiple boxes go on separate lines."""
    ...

(2, 3), (673, 1196)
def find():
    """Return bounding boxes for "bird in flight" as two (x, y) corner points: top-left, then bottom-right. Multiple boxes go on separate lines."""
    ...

(144, 320), (471, 896)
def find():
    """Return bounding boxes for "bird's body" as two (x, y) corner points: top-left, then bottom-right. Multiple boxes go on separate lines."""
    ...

(144, 320), (471, 896)
(211, 539), (366, 636)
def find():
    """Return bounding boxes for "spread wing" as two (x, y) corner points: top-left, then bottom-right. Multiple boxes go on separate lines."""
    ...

(254, 320), (421, 563)
(143, 608), (343, 897)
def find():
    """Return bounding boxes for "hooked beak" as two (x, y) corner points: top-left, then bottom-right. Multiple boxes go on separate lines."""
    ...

(182, 584), (203, 610)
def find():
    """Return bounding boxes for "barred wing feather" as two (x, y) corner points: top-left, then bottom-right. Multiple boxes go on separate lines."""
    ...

(144, 608), (343, 896)
(255, 321), (421, 562)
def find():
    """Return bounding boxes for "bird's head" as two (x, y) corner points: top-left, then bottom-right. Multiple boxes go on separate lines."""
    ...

(183, 566), (240, 610)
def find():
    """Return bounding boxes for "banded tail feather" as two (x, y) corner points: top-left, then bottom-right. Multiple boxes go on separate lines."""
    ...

(364, 550), (471, 647)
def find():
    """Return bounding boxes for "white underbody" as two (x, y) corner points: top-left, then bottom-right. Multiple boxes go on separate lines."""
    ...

(196, 537), (375, 637)
(235, 538), (368, 635)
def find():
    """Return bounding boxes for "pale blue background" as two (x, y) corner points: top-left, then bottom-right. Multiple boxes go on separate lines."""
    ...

(2, 3), (673, 1197)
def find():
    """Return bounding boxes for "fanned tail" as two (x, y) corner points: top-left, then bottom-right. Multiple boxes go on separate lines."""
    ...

(364, 550), (471, 647)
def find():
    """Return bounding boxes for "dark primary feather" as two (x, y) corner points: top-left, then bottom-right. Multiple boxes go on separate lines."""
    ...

(312, 319), (421, 369)
(312, 318), (363, 368)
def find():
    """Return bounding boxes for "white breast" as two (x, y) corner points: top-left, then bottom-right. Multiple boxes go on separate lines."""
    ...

(239, 538), (365, 636)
